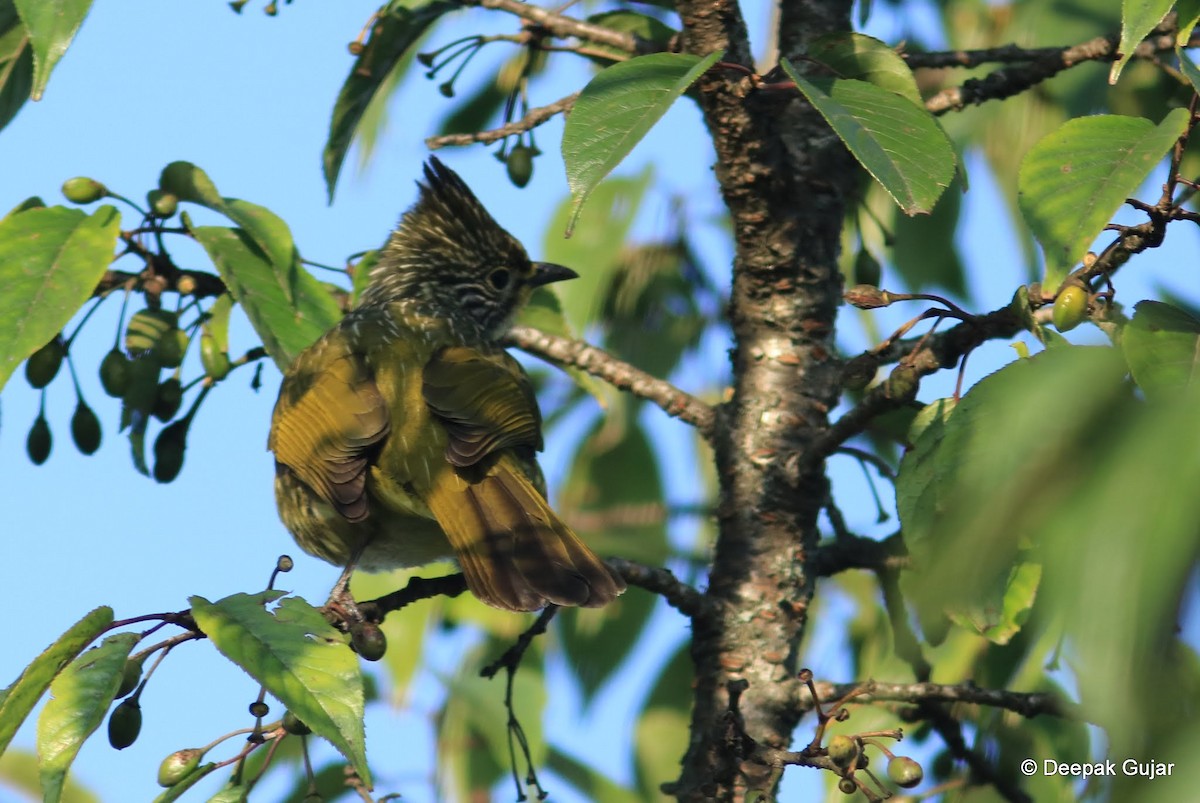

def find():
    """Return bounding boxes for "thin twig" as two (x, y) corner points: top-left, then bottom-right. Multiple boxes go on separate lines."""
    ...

(607, 557), (709, 620)
(427, 92), (579, 149)
(507, 324), (718, 441)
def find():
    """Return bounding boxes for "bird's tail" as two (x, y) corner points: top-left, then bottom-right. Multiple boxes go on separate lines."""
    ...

(425, 453), (625, 611)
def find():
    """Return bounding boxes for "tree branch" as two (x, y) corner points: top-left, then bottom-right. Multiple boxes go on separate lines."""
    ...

(506, 324), (718, 441)
(461, 0), (639, 54)
(920, 30), (1190, 115)
(608, 557), (711, 620)
(426, 91), (579, 150)
(799, 680), (1080, 721)
(809, 533), (907, 577)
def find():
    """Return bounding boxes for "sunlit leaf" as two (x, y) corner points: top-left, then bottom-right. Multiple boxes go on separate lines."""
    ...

(1017, 110), (1189, 291)
(0, 205), (120, 392)
(12, 0), (91, 100)
(190, 592), (369, 787)
(562, 51), (721, 235)
(1111, 0), (1174, 84)
(37, 633), (138, 803)
(782, 60), (955, 215)
(0, 607), (113, 756)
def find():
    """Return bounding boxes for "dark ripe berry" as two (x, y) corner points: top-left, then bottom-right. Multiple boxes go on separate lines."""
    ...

(146, 189), (179, 218)
(27, 415), (51, 465)
(108, 699), (142, 750)
(153, 420), (189, 483)
(157, 747), (203, 787)
(71, 400), (102, 455)
(100, 348), (131, 397)
(249, 700), (270, 718)
(25, 336), (65, 388)
(154, 328), (188, 369)
(62, 177), (107, 204)
(350, 622), (387, 661)
(887, 756), (924, 788)
(282, 710), (311, 735)
(152, 378), (183, 422)
(505, 146), (534, 188)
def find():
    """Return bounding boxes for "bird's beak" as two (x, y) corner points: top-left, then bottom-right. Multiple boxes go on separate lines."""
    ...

(529, 262), (579, 288)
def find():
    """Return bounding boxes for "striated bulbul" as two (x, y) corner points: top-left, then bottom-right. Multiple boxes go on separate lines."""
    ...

(268, 158), (625, 611)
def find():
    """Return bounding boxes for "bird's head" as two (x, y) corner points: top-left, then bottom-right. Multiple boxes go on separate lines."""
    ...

(361, 157), (576, 339)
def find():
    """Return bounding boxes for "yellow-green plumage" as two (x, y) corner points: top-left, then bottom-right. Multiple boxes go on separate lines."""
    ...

(268, 158), (624, 611)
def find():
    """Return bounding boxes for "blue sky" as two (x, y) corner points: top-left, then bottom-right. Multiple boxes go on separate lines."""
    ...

(3, 2), (1200, 802)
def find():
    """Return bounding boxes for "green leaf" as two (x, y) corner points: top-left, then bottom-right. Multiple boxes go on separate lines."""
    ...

(582, 10), (678, 65)
(0, 2), (34, 134)
(323, 1), (455, 200)
(896, 347), (1130, 640)
(782, 60), (955, 215)
(0, 607), (113, 757)
(1178, 0), (1200, 46)
(1122, 300), (1200, 400)
(546, 748), (637, 803)
(161, 162), (299, 288)
(12, 0), (91, 100)
(202, 293), (234, 354)
(543, 171), (650, 332)
(189, 593), (369, 787)
(0, 205), (119, 392)
(1017, 110), (1189, 292)
(191, 226), (342, 369)
(562, 51), (722, 235)
(0, 748), (99, 803)
(1179, 49), (1200, 95)
(36, 633), (138, 803)
(1111, 0), (1174, 84)
(946, 561), (1041, 645)
(807, 32), (921, 104)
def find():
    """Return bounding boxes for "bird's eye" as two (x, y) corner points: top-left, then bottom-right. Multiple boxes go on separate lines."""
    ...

(487, 268), (510, 290)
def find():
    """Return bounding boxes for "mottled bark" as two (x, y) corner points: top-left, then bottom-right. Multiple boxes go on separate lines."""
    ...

(670, 1), (857, 800)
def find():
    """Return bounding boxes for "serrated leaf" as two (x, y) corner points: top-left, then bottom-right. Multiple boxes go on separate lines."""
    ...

(808, 32), (921, 104)
(1017, 110), (1189, 292)
(189, 593), (369, 787)
(1111, 0), (1174, 84)
(324, 1), (455, 200)
(0, 205), (120, 392)
(1122, 300), (1200, 400)
(12, 0), (91, 100)
(562, 50), (722, 235)
(37, 633), (138, 803)
(192, 226), (342, 369)
(0, 607), (113, 756)
(782, 60), (954, 214)
(162, 162), (299, 291)
(0, 3), (34, 134)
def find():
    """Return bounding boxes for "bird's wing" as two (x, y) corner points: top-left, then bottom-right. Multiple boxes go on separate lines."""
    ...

(421, 345), (542, 467)
(268, 337), (389, 522)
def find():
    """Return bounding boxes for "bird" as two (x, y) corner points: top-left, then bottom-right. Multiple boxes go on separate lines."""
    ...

(267, 157), (625, 612)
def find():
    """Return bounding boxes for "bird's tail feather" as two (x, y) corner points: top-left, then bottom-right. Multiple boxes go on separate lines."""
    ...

(425, 455), (625, 611)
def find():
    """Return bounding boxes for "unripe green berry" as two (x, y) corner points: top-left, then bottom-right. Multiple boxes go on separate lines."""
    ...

(887, 756), (923, 788)
(283, 710), (311, 735)
(1052, 284), (1089, 332)
(147, 189), (179, 218)
(62, 177), (107, 204)
(249, 700), (270, 718)
(827, 734), (859, 768)
(71, 400), (102, 455)
(838, 777), (857, 794)
(100, 348), (131, 397)
(157, 747), (203, 786)
(506, 146), (534, 188)
(27, 414), (52, 465)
